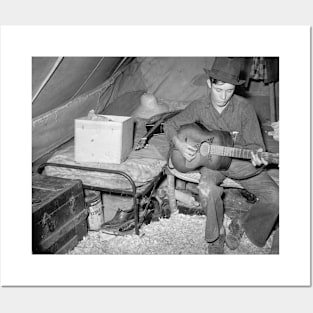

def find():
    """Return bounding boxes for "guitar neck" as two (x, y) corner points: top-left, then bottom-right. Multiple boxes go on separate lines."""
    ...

(135, 110), (183, 150)
(209, 145), (279, 164)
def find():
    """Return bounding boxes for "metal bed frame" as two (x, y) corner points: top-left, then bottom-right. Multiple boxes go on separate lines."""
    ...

(37, 162), (165, 235)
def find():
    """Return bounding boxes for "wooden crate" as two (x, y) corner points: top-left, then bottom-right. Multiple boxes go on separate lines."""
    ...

(75, 115), (134, 164)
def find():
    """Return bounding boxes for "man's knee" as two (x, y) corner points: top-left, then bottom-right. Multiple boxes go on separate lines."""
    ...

(198, 181), (223, 200)
(200, 167), (212, 176)
(260, 185), (279, 207)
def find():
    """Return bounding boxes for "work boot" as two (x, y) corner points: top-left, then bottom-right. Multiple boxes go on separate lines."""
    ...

(208, 228), (225, 254)
(225, 218), (244, 250)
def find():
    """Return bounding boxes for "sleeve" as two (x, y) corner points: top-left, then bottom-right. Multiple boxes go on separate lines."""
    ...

(238, 102), (265, 151)
(163, 100), (202, 141)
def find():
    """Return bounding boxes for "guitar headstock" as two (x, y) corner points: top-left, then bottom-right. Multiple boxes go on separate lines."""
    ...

(135, 138), (147, 151)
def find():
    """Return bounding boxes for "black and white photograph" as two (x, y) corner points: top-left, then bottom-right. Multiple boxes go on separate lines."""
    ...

(32, 56), (280, 256)
(0, 25), (311, 290)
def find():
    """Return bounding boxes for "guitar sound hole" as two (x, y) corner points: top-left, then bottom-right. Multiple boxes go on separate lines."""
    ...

(199, 142), (210, 156)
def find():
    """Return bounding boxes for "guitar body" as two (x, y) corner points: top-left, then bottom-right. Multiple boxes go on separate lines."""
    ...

(171, 124), (234, 172)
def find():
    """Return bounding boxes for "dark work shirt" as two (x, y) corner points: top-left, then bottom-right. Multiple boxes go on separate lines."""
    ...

(163, 93), (265, 151)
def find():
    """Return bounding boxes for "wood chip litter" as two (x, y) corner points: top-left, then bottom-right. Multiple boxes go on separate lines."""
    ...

(69, 212), (273, 255)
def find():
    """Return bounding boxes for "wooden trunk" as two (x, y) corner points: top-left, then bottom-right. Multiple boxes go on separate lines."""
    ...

(32, 173), (88, 254)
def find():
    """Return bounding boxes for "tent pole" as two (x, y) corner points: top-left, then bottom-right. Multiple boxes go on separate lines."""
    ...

(70, 57), (128, 104)
(112, 57), (128, 75)
(70, 57), (105, 100)
(32, 57), (64, 103)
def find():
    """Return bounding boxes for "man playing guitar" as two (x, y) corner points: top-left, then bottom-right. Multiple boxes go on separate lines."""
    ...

(164, 57), (279, 254)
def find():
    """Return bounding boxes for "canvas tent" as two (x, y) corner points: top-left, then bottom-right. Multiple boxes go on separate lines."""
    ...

(32, 57), (218, 164)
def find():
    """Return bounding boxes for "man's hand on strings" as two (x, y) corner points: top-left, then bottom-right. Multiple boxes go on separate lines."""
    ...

(173, 137), (197, 162)
(251, 148), (268, 167)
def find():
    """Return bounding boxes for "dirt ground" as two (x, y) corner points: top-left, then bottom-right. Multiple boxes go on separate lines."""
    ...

(69, 212), (274, 255)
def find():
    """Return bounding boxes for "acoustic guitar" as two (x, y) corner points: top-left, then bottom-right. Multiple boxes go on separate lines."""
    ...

(170, 123), (279, 173)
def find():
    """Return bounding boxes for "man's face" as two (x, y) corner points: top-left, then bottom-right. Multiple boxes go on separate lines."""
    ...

(208, 80), (235, 108)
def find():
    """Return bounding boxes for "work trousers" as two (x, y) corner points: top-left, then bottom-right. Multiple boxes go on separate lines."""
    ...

(198, 159), (279, 247)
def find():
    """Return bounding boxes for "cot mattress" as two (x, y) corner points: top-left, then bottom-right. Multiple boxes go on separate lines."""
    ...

(44, 125), (170, 191)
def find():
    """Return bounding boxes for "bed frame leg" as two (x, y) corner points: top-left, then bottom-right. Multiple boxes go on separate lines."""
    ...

(134, 198), (140, 235)
(166, 170), (177, 213)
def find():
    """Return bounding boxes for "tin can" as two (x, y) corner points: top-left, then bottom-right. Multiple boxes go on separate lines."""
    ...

(85, 190), (104, 231)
